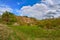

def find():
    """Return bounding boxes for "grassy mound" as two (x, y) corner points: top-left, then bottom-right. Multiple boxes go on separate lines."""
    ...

(8, 25), (60, 40)
(0, 24), (11, 40)
(0, 24), (21, 40)
(0, 24), (60, 40)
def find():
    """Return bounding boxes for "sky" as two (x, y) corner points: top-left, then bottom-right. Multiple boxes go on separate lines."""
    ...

(0, 0), (41, 9)
(0, 0), (60, 19)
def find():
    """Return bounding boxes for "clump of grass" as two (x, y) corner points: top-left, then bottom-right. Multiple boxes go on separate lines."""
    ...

(0, 24), (22, 40)
(8, 25), (60, 39)
(0, 25), (12, 40)
(0, 24), (60, 40)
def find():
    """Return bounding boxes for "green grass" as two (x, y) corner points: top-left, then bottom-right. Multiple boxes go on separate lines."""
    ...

(7, 25), (60, 40)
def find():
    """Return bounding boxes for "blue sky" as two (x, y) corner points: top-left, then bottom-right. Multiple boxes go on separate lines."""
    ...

(0, 0), (60, 19)
(0, 0), (41, 16)
(0, 0), (41, 9)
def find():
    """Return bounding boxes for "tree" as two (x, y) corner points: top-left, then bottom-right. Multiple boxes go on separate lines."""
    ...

(2, 11), (17, 25)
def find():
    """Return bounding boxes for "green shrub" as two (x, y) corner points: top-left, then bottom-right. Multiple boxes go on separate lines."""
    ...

(1, 11), (17, 25)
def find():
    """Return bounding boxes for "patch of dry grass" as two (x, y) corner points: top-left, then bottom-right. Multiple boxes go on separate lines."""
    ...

(0, 24), (13, 40)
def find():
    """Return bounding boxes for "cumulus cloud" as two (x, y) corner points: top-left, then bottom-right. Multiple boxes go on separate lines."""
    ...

(41, 0), (54, 5)
(17, 0), (60, 19)
(17, 3), (48, 19)
(0, 5), (13, 15)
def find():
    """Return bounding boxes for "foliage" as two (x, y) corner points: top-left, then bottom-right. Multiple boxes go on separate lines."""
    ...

(1, 11), (17, 25)
(1, 11), (60, 28)
(37, 18), (60, 29)
(7, 25), (60, 40)
(0, 11), (60, 40)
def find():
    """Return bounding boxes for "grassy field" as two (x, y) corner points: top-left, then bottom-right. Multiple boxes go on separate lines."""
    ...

(0, 11), (60, 40)
(6, 25), (60, 40)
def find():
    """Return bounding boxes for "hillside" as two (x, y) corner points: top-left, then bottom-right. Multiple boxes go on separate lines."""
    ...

(16, 16), (38, 26)
(0, 11), (60, 40)
(0, 11), (60, 29)
(16, 16), (60, 29)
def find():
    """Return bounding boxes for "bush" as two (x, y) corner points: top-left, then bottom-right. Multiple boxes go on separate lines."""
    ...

(1, 11), (17, 25)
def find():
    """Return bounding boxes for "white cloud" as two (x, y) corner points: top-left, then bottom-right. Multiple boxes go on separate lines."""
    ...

(17, 0), (60, 19)
(17, 3), (48, 19)
(53, 0), (60, 4)
(42, 0), (54, 5)
(0, 5), (13, 15)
